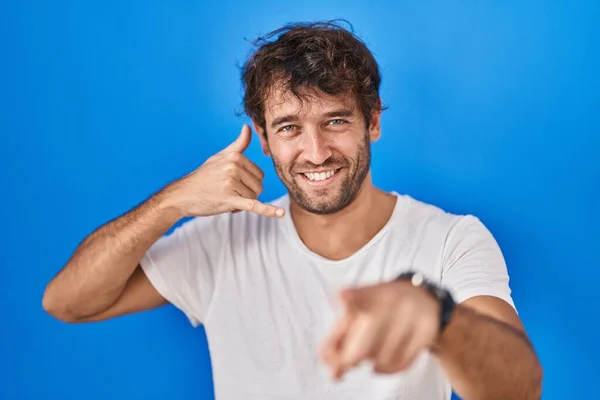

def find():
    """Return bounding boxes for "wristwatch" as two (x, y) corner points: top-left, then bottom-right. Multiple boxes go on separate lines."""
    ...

(395, 271), (456, 334)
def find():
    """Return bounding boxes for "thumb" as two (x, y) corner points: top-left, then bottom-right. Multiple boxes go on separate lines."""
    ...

(222, 124), (252, 153)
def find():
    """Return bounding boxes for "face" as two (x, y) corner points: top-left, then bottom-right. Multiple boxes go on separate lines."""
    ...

(254, 87), (381, 215)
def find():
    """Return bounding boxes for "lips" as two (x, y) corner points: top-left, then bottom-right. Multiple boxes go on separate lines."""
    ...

(302, 169), (337, 182)
(296, 167), (344, 186)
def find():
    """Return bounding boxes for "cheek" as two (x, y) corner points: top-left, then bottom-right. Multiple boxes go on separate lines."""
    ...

(269, 142), (297, 169)
(334, 137), (363, 161)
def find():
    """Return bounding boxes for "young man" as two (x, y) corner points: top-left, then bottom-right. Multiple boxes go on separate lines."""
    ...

(43, 21), (543, 400)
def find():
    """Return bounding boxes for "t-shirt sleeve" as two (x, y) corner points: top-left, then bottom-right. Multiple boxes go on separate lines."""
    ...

(139, 215), (227, 327)
(440, 215), (516, 311)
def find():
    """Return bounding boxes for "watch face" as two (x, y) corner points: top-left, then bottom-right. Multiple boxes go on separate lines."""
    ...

(411, 273), (425, 287)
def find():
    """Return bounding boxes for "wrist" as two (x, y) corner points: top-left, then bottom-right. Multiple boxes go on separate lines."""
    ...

(395, 271), (456, 339)
(153, 186), (187, 221)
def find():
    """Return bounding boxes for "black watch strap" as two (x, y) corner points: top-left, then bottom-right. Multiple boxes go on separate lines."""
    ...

(395, 271), (456, 333)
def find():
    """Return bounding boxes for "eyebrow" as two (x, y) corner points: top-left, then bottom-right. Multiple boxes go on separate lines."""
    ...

(270, 108), (354, 129)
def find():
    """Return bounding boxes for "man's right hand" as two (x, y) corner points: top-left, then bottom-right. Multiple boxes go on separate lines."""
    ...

(165, 124), (285, 218)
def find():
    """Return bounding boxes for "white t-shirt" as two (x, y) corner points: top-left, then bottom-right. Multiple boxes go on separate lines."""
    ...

(140, 192), (515, 400)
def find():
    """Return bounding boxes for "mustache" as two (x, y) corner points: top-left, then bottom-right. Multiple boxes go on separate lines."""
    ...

(292, 158), (348, 173)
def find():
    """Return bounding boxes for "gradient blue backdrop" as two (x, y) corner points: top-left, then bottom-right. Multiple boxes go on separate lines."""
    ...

(1, 1), (598, 399)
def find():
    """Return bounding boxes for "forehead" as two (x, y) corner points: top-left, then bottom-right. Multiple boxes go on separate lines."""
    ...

(264, 85), (358, 121)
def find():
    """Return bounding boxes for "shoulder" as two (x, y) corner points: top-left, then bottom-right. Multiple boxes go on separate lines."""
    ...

(392, 193), (463, 233)
(392, 193), (494, 248)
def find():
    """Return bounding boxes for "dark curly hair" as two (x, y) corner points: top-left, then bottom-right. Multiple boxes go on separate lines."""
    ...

(240, 20), (386, 133)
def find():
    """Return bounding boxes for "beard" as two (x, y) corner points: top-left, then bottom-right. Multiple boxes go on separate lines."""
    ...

(270, 133), (371, 215)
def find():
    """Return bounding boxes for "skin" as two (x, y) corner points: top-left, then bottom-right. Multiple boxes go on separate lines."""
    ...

(252, 87), (396, 261)
(43, 84), (543, 400)
(255, 86), (543, 399)
(42, 127), (284, 322)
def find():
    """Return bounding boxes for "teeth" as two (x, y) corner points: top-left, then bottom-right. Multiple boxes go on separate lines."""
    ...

(304, 169), (336, 181)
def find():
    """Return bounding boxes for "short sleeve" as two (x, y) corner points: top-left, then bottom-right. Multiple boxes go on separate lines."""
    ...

(140, 214), (227, 327)
(440, 215), (516, 311)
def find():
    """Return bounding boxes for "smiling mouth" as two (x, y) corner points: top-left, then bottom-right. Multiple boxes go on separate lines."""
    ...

(298, 168), (343, 183)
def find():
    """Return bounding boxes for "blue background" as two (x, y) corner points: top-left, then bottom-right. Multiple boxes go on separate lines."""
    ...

(1, 1), (598, 399)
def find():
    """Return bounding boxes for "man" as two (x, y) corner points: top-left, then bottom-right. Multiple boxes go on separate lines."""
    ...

(43, 21), (543, 399)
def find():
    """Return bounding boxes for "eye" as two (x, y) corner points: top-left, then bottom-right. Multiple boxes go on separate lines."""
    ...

(279, 125), (296, 133)
(328, 119), (347, 126)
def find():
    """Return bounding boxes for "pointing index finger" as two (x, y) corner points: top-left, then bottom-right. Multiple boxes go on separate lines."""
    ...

(233, 197), (285, 218)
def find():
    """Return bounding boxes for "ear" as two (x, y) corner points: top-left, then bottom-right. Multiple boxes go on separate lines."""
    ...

(252, 119), (271, 156)
(368, 100), (382, 142)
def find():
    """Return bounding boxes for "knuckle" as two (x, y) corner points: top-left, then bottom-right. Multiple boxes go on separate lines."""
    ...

(396, 294), (417, 314)
(376, 355), (406, 373)
(383, 288), (398, 304)
(396, 358), (410, 371)
(377, 352), (393, 367)
(227, 152), (242, 162)
(224, 175), (237, 187)
(357, 346), (372, 362)
(406, 295), (419, 310)
(247, 199), (257, 211)
(374, 362), (394, 374)
(257, 202), (268, 214)
(225, 162), (238, 175)
(344, 353), (361, 368)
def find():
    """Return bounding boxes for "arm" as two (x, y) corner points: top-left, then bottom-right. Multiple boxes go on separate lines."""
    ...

(42, 192), (181, 323)
(319, 282), (542, 400)
(320, 215), (543, 399)
(42, 125), (283, 323)
(432, 296), (543, 400)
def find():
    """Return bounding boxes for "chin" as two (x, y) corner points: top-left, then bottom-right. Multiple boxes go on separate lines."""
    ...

(281, 170), (363, 215)
(293, 190), (353, 215)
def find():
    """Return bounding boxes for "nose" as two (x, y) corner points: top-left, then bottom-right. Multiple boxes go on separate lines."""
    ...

(302, 129), (331, 165)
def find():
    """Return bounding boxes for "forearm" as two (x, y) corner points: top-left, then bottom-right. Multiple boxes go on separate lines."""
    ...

(432, 305), (543, 400)
(43, 188), (182, 320)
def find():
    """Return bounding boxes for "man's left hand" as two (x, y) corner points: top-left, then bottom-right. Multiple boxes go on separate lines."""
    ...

(319, 279), (441, 380)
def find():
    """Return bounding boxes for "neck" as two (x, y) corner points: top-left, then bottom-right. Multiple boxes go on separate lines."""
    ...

(289, 175), (397, 261)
